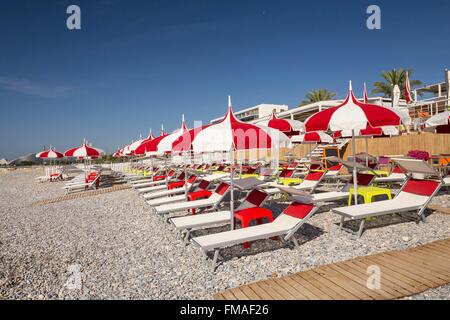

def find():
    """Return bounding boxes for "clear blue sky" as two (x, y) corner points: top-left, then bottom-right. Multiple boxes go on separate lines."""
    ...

(0, 0), (449, 159)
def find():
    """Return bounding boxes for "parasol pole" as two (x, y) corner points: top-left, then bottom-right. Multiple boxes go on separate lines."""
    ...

(352, 130), (358, 205)
(365, 137), (369, 167)
(229, 146), (235, 230)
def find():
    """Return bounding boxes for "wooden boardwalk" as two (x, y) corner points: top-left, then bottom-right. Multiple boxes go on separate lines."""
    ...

(214, 238), (450, 300)
(32, 184), (130, 206)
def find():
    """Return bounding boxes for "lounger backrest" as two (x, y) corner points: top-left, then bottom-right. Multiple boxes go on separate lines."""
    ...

(400, 178), (440, 197)
(214, 182), (230, 196)
(208, 182), (230, 202)
(168, 170), (175, 177)
(237, 189), (268, 210)
(328, 164), (343, 172)
(283, 202), (316, 219)
(177, 172), (185, 180)
(392, 166), (404, 174)
(187, 175), (197, 184)
(216, 165), (224, 171)
(279, 169), (295, 178)
(310, 163), (321, 170)
(299, 171), (325, 189)
(246, 167), (257, 174)
(197, 179), (211, 190)
(344, 173), (375, 189)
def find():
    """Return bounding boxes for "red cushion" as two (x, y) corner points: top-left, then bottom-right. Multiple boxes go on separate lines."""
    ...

(245, 189), (268, 207)
(305, 171), (325, 181)
(279, 169), (295, 178)
(402, 179), (440, 196)
(392, 166), (404, 173)
(350, 173), (375, 186)
(215, 182), (230, 195)
(283, 203), (315, 219)
(328, 164), (343, 171)
(197, 180), (210, 190)
(187, 175), (197, 183)
(234, 207), (272, 219)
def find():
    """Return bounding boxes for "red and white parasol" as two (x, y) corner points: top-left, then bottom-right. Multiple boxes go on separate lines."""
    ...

(291, 131), (333, 144)
(129, 129), (155, 156)
(305, 81), (402, 205)
(258, 111), (305, 137)
(135, 118), (188, 155)
(36, 148), (64, 159)
(64, 141), (104, 159)
(305, 81), (401, 132)
(173, 97), (290, 153)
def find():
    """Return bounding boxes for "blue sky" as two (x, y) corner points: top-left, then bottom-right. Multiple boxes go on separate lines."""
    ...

(0, 0), (449, 159)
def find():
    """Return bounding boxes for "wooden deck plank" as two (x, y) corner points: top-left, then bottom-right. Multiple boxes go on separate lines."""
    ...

(247, 283), (274, 300)
(318, 264), (383, 300)
(272, 278), (309, 300)
(387, 251), (450, 278)
(228, 287), (249, 300)
(215, 238), (450, 300)
(277, 277), (312, 300)
(239, 285), (262, 300)
(372, 254), (444, 287)
(343, 260), (405, 298)
(326, 263), (394, 299)
(290, 273), (335, 299)
(364, 256), (430, 293)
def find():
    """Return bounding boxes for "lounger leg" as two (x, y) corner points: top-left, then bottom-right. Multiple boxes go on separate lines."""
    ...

(183, 229), (191, 245)
(357, 219), (365, 238)
(339, 216), (345, 229)
(291, 237), (299, 248)
(212, 250), (220, 272)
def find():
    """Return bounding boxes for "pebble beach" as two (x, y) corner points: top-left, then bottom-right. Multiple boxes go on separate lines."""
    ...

(1, 168), (449, 300)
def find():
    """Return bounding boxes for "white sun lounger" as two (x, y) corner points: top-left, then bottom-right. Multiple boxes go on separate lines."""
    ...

(153, 182), (231, 218)
(191, 202), (318, 270)
(333, 158), (442, 238)
(63, 175), (100, 194)
(374, 166), (407, 184)
(170, 189), (269, 243)
(132, 171), (178, 189)
(141, 175), (198, 200)
(443, 176), (450, 186)
(145, 178), (215, 207)
(264, 170), (326, 196)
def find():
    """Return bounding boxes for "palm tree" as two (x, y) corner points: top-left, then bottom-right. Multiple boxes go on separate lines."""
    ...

(372, 69), (422, 99)
(300, 89), (336, 106)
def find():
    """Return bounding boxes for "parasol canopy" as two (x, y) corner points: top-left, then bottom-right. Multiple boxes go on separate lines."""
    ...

(425, 111), (450, 133)
(36, 148), (64, 159)
(173, 96), (290, 153)
(258, 111), (305, 137)
(291, 131), (333, 144)
(64, 141), (104, 159)
(305, 81), (402, 133)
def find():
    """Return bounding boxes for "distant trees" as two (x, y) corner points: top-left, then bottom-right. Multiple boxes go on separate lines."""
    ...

(372, 69), (422, 99)
(300, 89), (336, 106)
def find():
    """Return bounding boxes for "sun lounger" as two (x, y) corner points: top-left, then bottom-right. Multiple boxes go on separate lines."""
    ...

(145, 174), (227, 206)
(374, 166), (406, 184)
(63, 174), (100, 194)
(170, 189), (269, 243)
(191, 202), (318, 270)
(131, 170), (178, 189)
(153, 182), (231, 218)
(442, 176), (450, 186)
(332, 158), (442, 238)
(141, 175), (198, 200)
(264, 170), (326, 196)
(286, 173), (375, 204)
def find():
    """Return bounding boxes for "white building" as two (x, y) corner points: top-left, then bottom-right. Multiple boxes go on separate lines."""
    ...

(210, 104), (288, 124)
